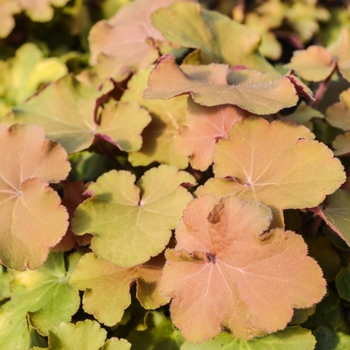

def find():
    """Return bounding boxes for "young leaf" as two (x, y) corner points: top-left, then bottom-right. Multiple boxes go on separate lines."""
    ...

(72, 165), (195, 267)
(0, 252), (80, 350)
(6, 75), (151, 154)
(326, 88), (350, 131)
(197, 117), (345, 226)
(0, 124), (70, 270)
(121, 67), (189, 168)
(181, 326), (316, 350)
(332, 132), (350, 156)
(309, 189), (350, 246)
(161, 194), (326, 343)
(70, 253), (169, 326)
(174, 98), (247, 171)
(144, 55), (298, 115)
(151, 1), (274, 72)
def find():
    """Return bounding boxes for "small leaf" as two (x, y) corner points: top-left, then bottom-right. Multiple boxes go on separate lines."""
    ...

(326, 88), (350, 131)
(161, 194), (326, 343)
(332, 132), (350, 156)
(20, 0), (70, 22)
(69, 252), (169, 326)
(0, 124), (70, 270)
(335, 265), (350, 302)
(313, 326), (350, 350)
(144, 55), (298, 115)
(102, 338), (131, 350)
(72, 165), (195, 267)
(0, 0), (20, 38)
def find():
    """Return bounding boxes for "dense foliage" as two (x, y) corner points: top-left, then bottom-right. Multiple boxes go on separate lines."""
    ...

(1, 0), (350, 349)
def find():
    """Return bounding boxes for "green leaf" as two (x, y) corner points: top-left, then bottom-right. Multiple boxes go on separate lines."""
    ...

(72, 165), (195, 267)
(314, 326), (350, 350)
(336, 265), (350, 302)
(69, 253), (169, 326)
(127, 311), (185, 350)
(0, 252), (81, 350)
(6, 75), (151, 154)
(151, 2), (274, 72)
(180, 326), (316, 350)
(102, 338), (131, 350)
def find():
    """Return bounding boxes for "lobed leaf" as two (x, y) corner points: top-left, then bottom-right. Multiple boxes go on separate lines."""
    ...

(0, 252), (80, 350)
(69, 252), (169, 326)
(326, 88), (350, 131)
(72, 165), (195, 267)
(161, 194), (326, 343)
(0, 124), (70, 270)
(5, 75), (151, 154)
(0, 0), (21, 38)
(197, 117), (345, 226)
(332, 132), (350, 156)
(144, 55), (298, 115)
(151, 1), (274, 72)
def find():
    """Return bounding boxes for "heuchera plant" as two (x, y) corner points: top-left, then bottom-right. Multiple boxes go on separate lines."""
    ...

(1, 0), (350, 349)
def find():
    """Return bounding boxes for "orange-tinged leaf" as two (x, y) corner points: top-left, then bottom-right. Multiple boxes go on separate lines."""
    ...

(144, 55), (298, 115)
(174, 100), (247, 171)
(161, 194), (326, 343)
(286, 46), (336, 82)
(72, 165), (195, 267)
(332, 132), (350, 156)
(0, 124), (70, 270)
(19, 0), (69, 22)
(0, 0), (20, 38)
(6, 75), (151, 154)
(69, 252), (169, 326)
(197, 118), (345, 225)
(326, 88), (350, 131)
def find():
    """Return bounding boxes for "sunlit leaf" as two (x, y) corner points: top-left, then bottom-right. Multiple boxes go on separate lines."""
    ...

(326, 88), (350, 131)
(102, 338), (131, 350)
(0, 0), (20, 38)
(5, 75), (151, 154)
(151, 1), (274, 72)
(332, 132), (350, 156)
(0, 252), (80, 350)
(19, 0), (70, 22)
(161, 194), (326, 343)
(0, 124), (70, 270)
(197, 118), (345, 226)
(72, 165), (195, 267)
(181, 326), (316, 350)
(144, 55), (298, 115)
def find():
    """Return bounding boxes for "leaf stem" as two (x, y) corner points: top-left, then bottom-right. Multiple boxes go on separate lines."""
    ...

(98, 142), (123, 170)
(311, 67), (336, 108)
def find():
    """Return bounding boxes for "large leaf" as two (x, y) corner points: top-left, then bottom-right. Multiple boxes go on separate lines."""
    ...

(72, 165), (195, 267)
(70, 253), (169, 326)
(161, 194), (326, 343)
(5, 75), (151, 154)
(121, 67), (189, 168)
(0, 124), (70, 270)
(0, 252), (80, 350)
(144, 55), (298, 115)
(197, 117), (345, 226)
(181, 326), (316, 350)
(151, 1), (274, 72)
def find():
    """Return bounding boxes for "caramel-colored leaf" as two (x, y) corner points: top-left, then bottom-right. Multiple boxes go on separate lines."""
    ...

(72, 165), (195, 267)
(161, 194), (326, 343)
(197, 118), (345, 225)
(332, 132), (350, 156)
(6, 75), (151, 154)
(19, 0), (69, 22)
(69, 253), (169, 326)
(144, 55), (298, 115)
(326, 88), (350, 131)
(0, 0), (20, 38)
(0, 124), (70, 270)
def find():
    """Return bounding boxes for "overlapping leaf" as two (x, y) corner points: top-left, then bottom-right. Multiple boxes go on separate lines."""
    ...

(326, 88), (350, 131)
(4, 75), (151, 153)
(72, 165), (195, 267)
(174, 100), (247, 171)
(181, 326), (316, 350)
(121, 67), (189, 168)
(89, 0), (195, 81)
(161, 194), (326, 343)
(19, 0), (69, 22)
(69, 253), (169, 326)
(0, 252), (80, 350)
(0, 124), (70, 270)
(310, 189), (350, 246)
(0, 0), (20, 38)
(151, 1), (274, 72)
(332, 133), (350, 156)
(144, 55), (298, 115)
(197, 117), (345, 226)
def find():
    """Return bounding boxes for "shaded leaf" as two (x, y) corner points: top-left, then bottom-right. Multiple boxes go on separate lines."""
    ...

(151, 1), (274, 72)
(336, 265), (350, 302)
(314, 326), (350, 350)
(6, 75), (151, 154)
(128, 311), (185, 350)
(161, 194), (326, 343)
(326, 88), (350, 131)
(197, 117), (345, 226)
(69, 252), (169, 326)
(181, 326), (316, 350)
(286, 46), (335, 82)
(310, 189), (350, 246)
(121, 67), (189, 168)
(0, 124), (70, 270)
(72, 165), (195, 267)
(0, 252), (80, 350)
(144, 55), (298, 115)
